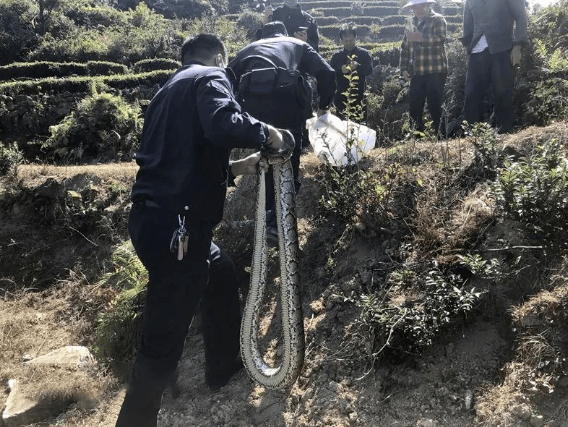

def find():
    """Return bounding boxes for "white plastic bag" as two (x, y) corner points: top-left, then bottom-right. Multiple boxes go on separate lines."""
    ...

(306, 113), (376, 167)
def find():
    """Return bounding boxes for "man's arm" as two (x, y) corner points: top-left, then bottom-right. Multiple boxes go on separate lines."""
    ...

(307, 20), (319, 52)
(301, 45), (337, 110)
(508, 0), (529, 46)
(196, 70), (269, 150)
(461, 2), (473, 49)
(359, 49), (373, 77)
(400, 35), (411, 77)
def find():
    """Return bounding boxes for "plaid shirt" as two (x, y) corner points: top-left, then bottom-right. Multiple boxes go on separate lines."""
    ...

(400, 12), (447, 76)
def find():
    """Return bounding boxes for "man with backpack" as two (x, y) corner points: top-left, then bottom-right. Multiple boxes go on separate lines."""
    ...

(229, 21), (336, 246)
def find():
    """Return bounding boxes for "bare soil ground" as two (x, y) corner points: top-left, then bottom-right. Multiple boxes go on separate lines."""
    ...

(1, 125), (568, 427)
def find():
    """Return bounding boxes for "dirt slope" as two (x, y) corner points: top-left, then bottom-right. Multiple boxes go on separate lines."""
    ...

(1, 126), (568, 427)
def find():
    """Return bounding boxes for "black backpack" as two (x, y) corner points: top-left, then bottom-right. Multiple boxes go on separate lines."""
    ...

(236, 55), (312, 120)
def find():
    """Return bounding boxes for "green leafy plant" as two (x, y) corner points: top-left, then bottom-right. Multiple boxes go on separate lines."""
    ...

(0, 141), (24, 176)
(338, 264), (486, 365)
(45, 90), (142, 164)
(94, 240), (147, 371)
(465, 121), (502, 177)
(493, 138), (568, 234)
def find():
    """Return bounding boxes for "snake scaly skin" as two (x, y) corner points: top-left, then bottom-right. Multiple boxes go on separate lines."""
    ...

(240, 131), (304, 389)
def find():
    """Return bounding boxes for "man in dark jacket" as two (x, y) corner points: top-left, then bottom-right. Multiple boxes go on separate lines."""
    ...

(330, 23), (373, 123)
(461, 0), (529, 132)
(115, 33), (284, 427)
(229, 21), (336, 245)
(259, 0), (319, 52)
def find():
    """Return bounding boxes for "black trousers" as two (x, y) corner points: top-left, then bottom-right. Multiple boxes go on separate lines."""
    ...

(115, 203), (241, 427)
(463, 49), (515, 132)
(408, 73), (447, 135)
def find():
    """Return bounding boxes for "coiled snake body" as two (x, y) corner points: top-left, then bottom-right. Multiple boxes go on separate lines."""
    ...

(240, 130), (305, 389)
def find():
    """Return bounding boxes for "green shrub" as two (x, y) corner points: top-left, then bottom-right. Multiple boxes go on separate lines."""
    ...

(132, 58), (179, 73)
(235, 10), (264, 40)
(524, 78), (568, 126)
(94, 240), (147, 371)
(0, 61), (127, 80)
(0, 141), (24, 176)
(0, 70), (172, 98)
(45, 90), (142, 164)
(0, 0), (39, 65)
(339, 263), (485, 361)
(30, 2), (184, 64)
(493, 138), (568, 235)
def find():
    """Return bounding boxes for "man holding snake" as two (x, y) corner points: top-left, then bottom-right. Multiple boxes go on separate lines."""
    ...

(115, 34), (285, 427)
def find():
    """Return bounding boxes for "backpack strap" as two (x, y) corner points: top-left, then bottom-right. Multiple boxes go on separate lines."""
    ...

(241, 55), (279, 71)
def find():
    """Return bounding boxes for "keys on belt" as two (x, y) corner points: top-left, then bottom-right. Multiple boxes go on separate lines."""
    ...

(170, 215), (189, 261)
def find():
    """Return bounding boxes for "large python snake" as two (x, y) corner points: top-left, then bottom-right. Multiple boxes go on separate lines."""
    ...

(240, 130), (305, 389)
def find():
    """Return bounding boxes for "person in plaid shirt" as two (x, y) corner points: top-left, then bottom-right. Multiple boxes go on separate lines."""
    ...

(399, 0), (447, 137)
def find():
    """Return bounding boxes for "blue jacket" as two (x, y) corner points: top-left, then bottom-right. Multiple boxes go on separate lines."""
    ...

(461, 0), (529, 54)
(131, 62), (269, 224)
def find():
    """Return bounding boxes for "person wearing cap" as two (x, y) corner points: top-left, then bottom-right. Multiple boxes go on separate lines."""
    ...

(259, 0), (319, 52)
(461, 0), (528, 133)
(329, 22), (374, 123)
(399, 0), (447, 138)
(229, 21), (336, 246)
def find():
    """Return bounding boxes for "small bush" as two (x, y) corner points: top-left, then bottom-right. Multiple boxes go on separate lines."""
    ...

(0, 141), (24, 176)
(94, 240), (147, 372)
(45, 90), (142, 164)
(132, 58), (179, 73)
(235, 10), (264, 40)
(524, 78), (568, 126)
(493, 138), (568, 235)
(0, 0), (39, 65)
(339, 263), (485, 362)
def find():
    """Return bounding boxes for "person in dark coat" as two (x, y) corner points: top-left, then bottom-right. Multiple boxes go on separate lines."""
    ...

(258, 0), (319, 52)
(229, 21), (336, 246)
(329, 23), (374, 123)
(114, 33), (285, 427)
(460, 0), (529, 132)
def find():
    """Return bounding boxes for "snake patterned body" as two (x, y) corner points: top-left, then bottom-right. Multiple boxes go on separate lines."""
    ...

(240, 148), (305, 389)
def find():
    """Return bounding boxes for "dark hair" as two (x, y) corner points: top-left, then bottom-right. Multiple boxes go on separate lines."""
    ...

(180, 34), (226, 64)
(339, 23), (357, 40)
(260, 21), (288, 39)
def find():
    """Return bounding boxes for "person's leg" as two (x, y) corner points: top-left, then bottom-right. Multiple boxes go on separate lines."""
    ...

(201, 243), (242, 390)
(116, 205), (210, 427)
(408, 75), (428, 131)
(463, 50), (492, 128)
(425, 73), (447, 136)
(491, 50), (515, 132)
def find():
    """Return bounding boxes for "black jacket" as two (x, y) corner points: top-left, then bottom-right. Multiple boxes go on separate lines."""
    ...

(229, 36), (336, 132)
(330, 46), (373, 104)
(131, 61), (269, 225)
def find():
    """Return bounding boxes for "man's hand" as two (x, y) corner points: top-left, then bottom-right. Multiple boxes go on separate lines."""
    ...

(263, 5), (273, 23)
(266, 124), (284, 151)
(510, 45), (522, 66)
(231, 152), (268, 177)
(294, 30), (308, 42)
(406, 30), (423, 42)
(341, 61), (360, 74)
(402, 70), (411, 82)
